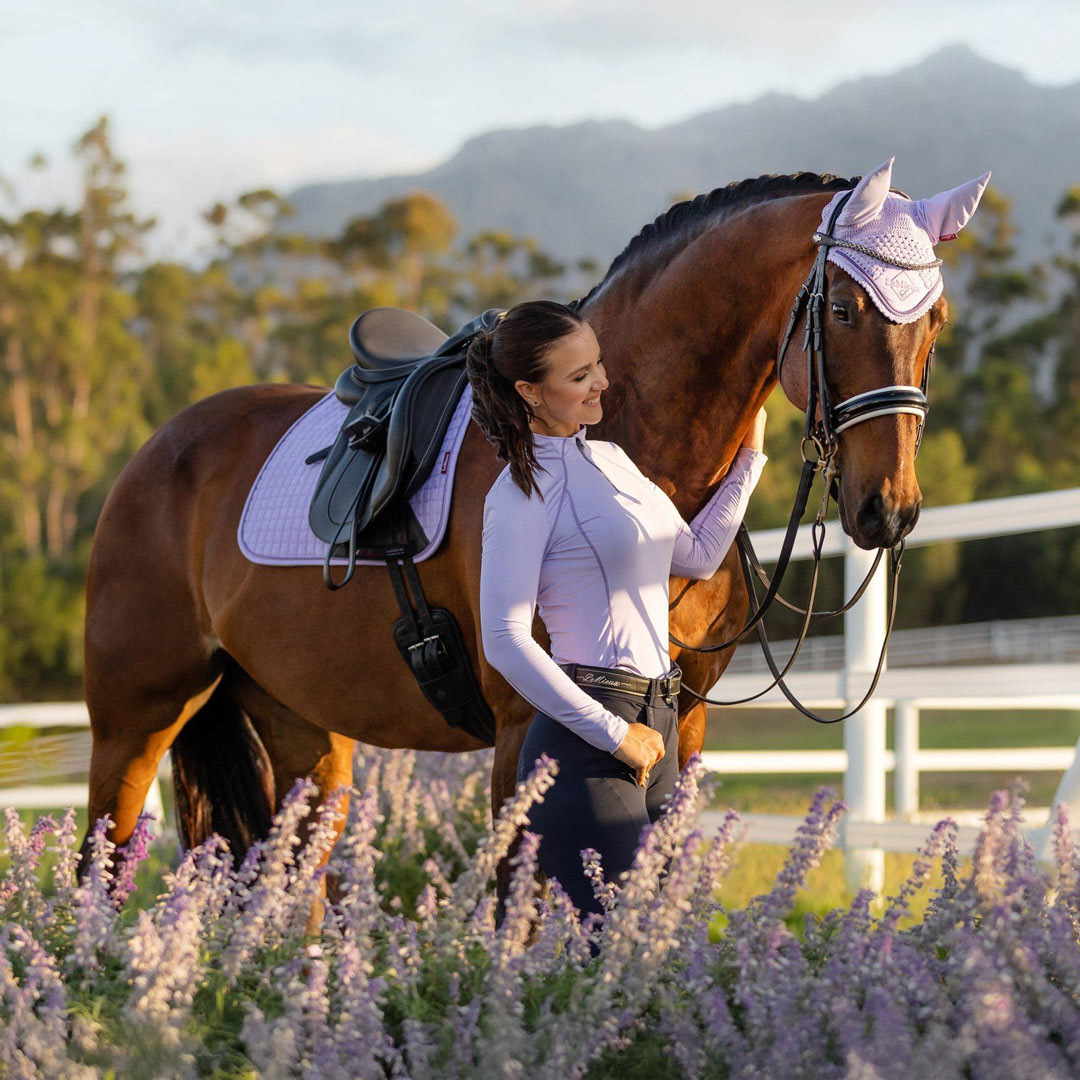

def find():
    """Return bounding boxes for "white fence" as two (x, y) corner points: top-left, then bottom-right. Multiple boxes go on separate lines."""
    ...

(0, 702), (167, 822)
(699, 483), (1080, 892)
(724, 614), (1080, 674)
(1, 486), (1078, 899)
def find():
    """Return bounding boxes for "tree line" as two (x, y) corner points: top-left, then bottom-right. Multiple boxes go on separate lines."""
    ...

(1, 116), (1078, 699)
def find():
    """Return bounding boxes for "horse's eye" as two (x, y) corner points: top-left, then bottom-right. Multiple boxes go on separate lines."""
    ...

(831, 303), (849, 323)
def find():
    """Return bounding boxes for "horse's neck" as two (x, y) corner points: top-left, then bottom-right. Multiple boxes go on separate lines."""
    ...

(585, 194), (826, 515)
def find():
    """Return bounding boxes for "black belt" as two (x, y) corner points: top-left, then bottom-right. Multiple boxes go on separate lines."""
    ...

(559, 661), (681, 707)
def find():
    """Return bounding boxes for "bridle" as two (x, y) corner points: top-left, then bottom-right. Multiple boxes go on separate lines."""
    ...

(670, 186), (942, 722)
(779, 187), (938, 463)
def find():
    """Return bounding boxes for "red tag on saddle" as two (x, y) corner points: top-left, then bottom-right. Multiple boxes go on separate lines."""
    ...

(939, 233), (957, 242)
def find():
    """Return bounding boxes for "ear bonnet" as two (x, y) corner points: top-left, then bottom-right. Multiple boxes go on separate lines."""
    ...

(818, 157), (991, 323)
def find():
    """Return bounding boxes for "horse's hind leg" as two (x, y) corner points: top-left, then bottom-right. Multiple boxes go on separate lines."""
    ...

(79, 661), (228, 874)
(80, 478), (254, 871)
(225, 666), (354, 931)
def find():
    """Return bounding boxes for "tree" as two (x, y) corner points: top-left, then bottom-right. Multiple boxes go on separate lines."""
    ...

(0, 117), (155, 561)
(327, 192), (457, 315)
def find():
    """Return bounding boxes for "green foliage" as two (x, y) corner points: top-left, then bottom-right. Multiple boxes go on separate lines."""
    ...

(1, 123), (1079, 696)
(0, 547), (85, 700)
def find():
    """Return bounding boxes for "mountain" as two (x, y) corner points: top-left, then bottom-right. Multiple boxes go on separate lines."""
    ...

(286, 46), (1080, 271)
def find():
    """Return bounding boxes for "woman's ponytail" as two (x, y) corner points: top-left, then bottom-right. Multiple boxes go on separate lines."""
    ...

(466, 300), (586, 499)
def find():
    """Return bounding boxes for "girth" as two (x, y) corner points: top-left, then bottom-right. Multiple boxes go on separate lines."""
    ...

(385, 545), (496, 744)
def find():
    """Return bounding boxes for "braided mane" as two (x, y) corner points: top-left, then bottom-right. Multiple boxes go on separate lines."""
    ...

(572, 170), (859, 311)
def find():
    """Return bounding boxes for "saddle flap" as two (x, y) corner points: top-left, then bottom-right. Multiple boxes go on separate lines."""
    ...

(308, 354), (469, 547)
(311, 307), (505, 557)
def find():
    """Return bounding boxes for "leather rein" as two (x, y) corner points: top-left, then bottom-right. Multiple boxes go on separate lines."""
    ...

(671, 187), (941, 722)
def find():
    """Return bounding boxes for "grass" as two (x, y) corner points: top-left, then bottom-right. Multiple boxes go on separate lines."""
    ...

(715, 842), (973, 932)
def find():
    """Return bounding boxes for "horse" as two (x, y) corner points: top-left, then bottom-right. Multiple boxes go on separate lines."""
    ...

(79, 159), (985, 914)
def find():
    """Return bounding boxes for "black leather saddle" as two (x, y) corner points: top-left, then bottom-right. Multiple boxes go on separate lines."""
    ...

(306, 305), (503, 745)
(308, 306), (503, 588)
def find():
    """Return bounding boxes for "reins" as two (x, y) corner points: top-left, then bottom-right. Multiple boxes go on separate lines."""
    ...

(671, 187), (934, 722)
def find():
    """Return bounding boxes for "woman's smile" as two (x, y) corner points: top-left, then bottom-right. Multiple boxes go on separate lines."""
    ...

(515, 323), (609, 436)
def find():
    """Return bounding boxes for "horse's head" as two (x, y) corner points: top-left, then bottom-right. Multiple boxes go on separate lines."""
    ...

(779, 158), (990, 550)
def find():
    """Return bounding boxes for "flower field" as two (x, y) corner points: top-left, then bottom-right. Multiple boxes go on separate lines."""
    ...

(2, 746), (1080, 1079)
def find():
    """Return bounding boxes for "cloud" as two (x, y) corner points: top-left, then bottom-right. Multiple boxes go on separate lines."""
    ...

(2, 121), (440, 264)
(483, 0), (867, 57)
(121, 0), (443, 69)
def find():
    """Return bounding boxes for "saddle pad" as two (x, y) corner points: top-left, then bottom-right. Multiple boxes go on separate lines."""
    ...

(238, 384), (474, 567)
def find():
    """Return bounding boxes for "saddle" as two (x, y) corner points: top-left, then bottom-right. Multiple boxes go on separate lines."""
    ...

(307, 306), (503, 744)
(308, 306), (503, 584)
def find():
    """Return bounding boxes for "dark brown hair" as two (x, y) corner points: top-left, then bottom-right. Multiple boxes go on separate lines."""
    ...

(466, 300), (587, 499)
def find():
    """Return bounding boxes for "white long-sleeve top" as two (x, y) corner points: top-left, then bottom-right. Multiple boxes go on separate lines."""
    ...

(479, 423), (767, 755)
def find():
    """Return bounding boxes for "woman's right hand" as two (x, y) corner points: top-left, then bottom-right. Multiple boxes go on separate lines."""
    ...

(741, 406), (767, 453)
(613, 722), (665, 787)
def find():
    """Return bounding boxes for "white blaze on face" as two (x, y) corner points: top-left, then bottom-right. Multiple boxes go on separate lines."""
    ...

(819, 157), (991, 324)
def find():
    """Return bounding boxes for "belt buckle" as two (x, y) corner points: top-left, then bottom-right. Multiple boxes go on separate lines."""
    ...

(662, 670), (680, 706)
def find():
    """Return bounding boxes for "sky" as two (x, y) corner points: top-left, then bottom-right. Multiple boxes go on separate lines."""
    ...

(3, 0), (1078, 263)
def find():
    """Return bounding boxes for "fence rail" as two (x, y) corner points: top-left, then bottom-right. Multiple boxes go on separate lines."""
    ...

(1, 486), (1079, 897)
(0, 704), (167, 822)
(725, 615), (1080, 675)
(713, 483), (1080, 889)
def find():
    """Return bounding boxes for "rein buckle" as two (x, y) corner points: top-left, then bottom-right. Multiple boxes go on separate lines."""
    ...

(800, 434), (829, 468)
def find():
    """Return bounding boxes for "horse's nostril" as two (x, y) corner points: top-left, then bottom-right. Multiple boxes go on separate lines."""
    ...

(902, 500), (922, 537)
(857, 493), (887, 534)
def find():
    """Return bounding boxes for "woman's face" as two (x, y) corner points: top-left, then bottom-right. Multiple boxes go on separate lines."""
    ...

(514, 323), (609, 438)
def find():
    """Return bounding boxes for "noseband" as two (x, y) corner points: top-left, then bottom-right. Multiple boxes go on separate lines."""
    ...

(776, 188), (939, 465)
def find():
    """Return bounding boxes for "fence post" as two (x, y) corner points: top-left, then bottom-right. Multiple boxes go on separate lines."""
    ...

(843, 540), (887, 899)
(143, 777), (166, 825)
(895, 700), (920, 821)
(1033, 730), (1080, 867)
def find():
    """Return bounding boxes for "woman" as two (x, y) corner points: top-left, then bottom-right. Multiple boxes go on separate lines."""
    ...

(467, 300), (766, 928)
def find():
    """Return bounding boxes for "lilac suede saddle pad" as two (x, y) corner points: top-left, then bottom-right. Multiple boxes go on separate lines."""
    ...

(238, 384), (474, 567)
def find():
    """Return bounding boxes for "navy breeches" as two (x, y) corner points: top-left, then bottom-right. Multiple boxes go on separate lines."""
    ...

(514, 682), (680, 928)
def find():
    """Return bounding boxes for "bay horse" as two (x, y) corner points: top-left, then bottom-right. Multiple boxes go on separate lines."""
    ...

(80, 162), (978, 911)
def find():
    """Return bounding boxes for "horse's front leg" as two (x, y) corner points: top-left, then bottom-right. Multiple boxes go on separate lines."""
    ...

(490, 716), (534, 928)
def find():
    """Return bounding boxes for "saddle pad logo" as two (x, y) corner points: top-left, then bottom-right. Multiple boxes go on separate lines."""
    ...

(441, 450), (451, 474)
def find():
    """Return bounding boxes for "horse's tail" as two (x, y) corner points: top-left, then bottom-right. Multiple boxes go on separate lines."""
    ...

(170, 680), (275, 859)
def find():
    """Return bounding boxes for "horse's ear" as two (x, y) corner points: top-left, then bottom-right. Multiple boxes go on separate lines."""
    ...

(837, 157), (894, 229)
(915, 171), (992, 242)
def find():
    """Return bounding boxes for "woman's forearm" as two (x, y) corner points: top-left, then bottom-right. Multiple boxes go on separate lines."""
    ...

(669, 446), (767, 578)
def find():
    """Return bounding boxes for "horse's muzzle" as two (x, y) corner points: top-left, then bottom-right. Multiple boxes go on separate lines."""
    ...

(853, 492), (921, 550)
